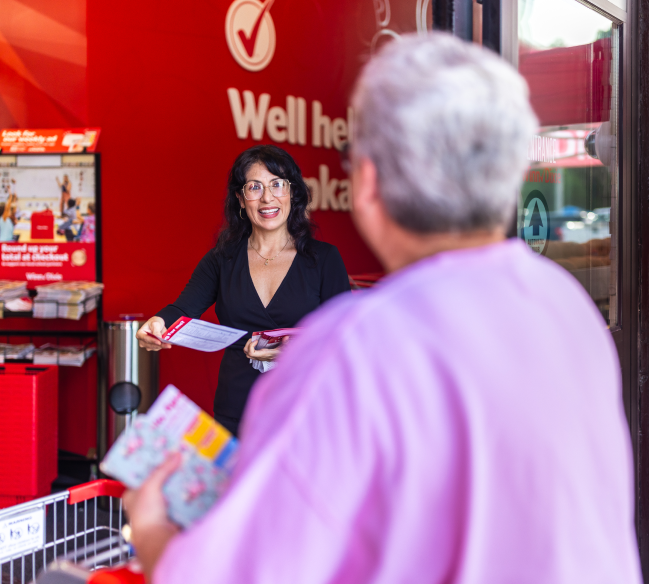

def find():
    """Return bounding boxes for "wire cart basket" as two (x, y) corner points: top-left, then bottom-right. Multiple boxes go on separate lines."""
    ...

(0, 480), (139, 584)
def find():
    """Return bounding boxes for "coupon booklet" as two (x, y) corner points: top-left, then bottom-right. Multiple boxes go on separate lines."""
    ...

(147, 317), (246, 352)
(100, 384), (238, 528)
(250, 327), (300, 373)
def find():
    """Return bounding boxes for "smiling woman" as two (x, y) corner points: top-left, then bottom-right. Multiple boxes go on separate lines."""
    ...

(135, 145), (350, 436)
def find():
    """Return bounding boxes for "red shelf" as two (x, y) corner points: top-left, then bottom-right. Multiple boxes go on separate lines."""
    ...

(0, 310), (98, 333)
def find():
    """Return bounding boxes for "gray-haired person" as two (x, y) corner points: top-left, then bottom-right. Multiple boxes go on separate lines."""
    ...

(124, 34), (641, 584)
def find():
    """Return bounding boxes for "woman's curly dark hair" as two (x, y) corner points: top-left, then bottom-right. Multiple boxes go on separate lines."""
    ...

(215, 145), (315, 258)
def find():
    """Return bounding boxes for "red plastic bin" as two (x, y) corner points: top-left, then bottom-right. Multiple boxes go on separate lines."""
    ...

(30, 208), (55, 240)
(0, 364), (58, 508)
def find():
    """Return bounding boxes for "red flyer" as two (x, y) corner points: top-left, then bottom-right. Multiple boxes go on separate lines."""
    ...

(252, 327), (300, 350)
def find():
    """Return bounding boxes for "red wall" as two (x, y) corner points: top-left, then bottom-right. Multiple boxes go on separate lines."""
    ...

(2, 0), (429, 413)
(0, 0), (87, 127)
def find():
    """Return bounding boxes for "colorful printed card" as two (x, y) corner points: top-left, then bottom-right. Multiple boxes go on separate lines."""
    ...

(100, 385), (239, 528)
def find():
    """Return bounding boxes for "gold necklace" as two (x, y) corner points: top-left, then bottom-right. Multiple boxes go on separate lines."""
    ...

(249, 238), (290, 266)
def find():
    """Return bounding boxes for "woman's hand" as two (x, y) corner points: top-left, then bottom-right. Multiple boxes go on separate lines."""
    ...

(123, 453), (182, 581)
(136, 316), (172, 351)
(243, 336), (289, 362)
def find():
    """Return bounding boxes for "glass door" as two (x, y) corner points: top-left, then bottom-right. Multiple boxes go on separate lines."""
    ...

(510, 0), (642, 570)
(517, 0), (620, 326)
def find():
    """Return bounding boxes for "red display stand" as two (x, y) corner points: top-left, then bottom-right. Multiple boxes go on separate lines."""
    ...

(0, 364), (58, 508)
(0, 146), (103, 485)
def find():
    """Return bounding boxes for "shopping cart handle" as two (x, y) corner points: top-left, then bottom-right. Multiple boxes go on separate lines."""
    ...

(68, 479), (126, 504)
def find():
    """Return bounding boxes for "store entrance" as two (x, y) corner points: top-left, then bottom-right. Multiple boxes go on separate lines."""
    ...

(508, 0), (648, 568)
(507, 0), (646, 571)
(512, 0), (632, 414)
(518, 0), (619, 324)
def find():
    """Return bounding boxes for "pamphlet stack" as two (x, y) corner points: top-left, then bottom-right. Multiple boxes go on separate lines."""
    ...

(33, 281), (104, 320)
(0, 280), (29, 317)
(0, 343), (35, 363)
(250, 328), (299, 373)
(34, 343), (96, 366)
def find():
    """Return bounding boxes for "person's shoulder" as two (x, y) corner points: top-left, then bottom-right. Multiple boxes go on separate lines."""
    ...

(306, 239), (344, 264)
(211, 237), (246, 262)
(197, 244), (230, 272)
(506, 240), (605, 312)
(309, 239), (336, 253)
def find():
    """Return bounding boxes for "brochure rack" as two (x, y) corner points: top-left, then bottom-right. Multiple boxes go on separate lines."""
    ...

(0, 292), (102, 320)
(0, 340), (97, 366)
(0, 148), (103, 474)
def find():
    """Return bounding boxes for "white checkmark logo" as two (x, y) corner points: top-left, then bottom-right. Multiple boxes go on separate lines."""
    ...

(226, 0), (277, 72)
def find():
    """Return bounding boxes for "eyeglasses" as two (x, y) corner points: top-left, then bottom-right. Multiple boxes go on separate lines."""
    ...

(241, 179), (291, 200)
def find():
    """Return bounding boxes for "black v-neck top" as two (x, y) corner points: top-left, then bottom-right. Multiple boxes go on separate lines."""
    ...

(156, 238), (350, 435)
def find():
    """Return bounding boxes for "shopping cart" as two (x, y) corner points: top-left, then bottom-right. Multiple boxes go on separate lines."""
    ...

(348, 273), (383, 291)
(0, 480), (142, 584)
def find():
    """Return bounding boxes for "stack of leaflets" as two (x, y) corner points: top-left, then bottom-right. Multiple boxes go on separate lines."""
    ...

(0, 280), (29, 317)
(4, 296), (32, 313)
(34, 281), (104, 303)
(34, 281), (104, 320)
(33, 343), (97, 366)
(0, 342), (35, 362)
(100, 385), (239, 528)
(33, 301), (57, 319)
(0, 280), (28, 300)
(250, 328), (299, 373)
(57, 295), (99, 320)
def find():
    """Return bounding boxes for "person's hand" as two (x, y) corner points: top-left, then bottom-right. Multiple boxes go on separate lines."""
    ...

(123, 453), (181, 538)
(123, 453), (182, 581)
(243, 336), (289, 362)
(136, 316), (172, 351)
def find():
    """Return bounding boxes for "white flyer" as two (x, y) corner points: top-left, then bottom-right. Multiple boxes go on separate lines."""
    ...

(148, 317), (246, 352)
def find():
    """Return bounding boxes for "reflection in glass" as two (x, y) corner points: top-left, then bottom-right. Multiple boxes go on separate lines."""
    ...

(518, 0), (618, 325)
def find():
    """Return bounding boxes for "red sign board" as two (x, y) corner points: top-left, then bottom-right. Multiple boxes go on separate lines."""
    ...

(0, 129), (100, 154)
(0, 242), (96, 285)
(0, 146), (98, 286)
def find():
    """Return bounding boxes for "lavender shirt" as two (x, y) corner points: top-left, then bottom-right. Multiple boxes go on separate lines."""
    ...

(155, 239), (641, 584)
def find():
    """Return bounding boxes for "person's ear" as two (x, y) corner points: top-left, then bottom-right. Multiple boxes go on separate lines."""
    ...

(236, 194), (245, 208)
(350, 156), (392, 267)
(352, 157), (380, 213)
